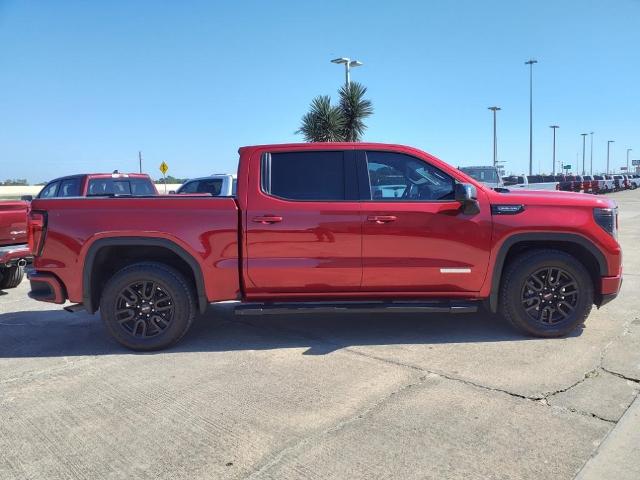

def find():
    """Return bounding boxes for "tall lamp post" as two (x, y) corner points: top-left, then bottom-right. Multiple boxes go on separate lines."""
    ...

(525, 59), (538, 175)
(607, 140), (615, 174)
(331, 57), (363, 87)
(581, 133), (588, 175)
(488, 107), (501, 167)
(589, 132), (594, 175)
(627, 148), (633, 172)
(550, 125), (559, 175)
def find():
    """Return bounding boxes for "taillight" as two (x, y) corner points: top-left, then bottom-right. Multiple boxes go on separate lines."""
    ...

(28, 211), (47, 255)
(593, 207), (618, 239)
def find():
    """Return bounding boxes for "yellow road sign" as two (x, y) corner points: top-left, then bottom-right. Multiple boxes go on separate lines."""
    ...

(159, 161), (169, 175)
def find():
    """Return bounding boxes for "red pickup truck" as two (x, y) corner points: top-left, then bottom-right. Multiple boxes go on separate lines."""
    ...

(0, 200), (30, 289)
(26, 143), (622, 350)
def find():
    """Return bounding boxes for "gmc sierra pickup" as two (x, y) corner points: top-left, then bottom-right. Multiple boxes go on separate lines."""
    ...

(26, 143), (622, 350)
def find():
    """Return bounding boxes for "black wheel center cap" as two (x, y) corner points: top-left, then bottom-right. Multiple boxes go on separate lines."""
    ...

(140, 304), (152, 314)
(543, 293), (553, 300)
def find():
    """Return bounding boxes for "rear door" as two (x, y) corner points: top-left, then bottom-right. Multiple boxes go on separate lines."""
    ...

(244, 148), (362, 295)
(359, 150), (492, 293)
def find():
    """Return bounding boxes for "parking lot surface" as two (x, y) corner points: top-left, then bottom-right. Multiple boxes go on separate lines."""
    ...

(1, 190), (639, 480)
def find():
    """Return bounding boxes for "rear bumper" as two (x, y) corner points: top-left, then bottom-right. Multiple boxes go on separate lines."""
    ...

(28, 271), (66, 304)
(598, 275), (622, 307)
(0, 244), (31, 267)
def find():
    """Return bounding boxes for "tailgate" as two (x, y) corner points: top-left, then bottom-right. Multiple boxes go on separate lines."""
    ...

(0, 201), (28, 245)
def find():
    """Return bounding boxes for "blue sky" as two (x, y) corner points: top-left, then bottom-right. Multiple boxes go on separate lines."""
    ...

(0, 0), (638, 182)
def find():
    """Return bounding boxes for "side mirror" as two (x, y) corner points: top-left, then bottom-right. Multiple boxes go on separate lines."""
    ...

(168, 190), (176, 195)
(20, 195), (33, 202)
(454, 183), (480, 215)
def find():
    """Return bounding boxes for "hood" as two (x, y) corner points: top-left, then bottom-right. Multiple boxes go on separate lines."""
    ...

(488, 189), (616, 209)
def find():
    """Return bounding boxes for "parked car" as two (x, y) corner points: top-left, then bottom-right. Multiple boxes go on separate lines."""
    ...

(173, 174), (236, 196)
(502, 174), (558, 190)
(459, 166), (503, 189)
(612, 175), (626, 191)
(27, 143), (622, 350)
(593, 175), (614, 194)
(0, 200), (30, 289)
(38, 173), (158, 198)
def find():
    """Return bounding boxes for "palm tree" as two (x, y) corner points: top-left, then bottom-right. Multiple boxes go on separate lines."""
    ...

(339, 82), (374, 142)
(297, 82), (373, 142)
(297, 96), (345, 142)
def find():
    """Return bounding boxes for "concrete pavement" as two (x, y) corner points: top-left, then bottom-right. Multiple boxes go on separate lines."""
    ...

(1, 189), (639, 479)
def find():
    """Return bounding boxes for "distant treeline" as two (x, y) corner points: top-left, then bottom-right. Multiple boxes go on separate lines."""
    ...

(0, 179), (29, 186)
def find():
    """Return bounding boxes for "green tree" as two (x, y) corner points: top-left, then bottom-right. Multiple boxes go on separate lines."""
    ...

(297, 82), (373, 142)
(339, 82), (374, 142)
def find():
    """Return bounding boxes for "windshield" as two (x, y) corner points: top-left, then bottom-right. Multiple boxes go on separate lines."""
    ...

(460, 168), (499, 183)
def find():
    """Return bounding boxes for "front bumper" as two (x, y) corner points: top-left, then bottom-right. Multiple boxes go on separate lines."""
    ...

(28, 271), (66, 304)
(598, 275), (622, 307)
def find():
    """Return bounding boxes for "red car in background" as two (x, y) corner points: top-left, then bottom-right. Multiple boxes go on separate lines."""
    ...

(36, 172), (158, 199)
(0, 200), (30, 289)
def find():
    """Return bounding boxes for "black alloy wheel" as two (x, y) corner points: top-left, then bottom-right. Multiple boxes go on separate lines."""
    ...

(520, 267), (578, 325)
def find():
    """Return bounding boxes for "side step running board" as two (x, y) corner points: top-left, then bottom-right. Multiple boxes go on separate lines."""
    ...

(235, 300), (478, 316)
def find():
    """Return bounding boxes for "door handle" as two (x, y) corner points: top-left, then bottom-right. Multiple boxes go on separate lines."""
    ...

(367, 215), (397, 224)
(252, 215), (283, 224)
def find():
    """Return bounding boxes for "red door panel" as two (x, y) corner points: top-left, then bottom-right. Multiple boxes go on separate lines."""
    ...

(361, 197), (492, 292)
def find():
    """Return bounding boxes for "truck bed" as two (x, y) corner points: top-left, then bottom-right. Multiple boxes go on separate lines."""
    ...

(30, 196), (240, 305)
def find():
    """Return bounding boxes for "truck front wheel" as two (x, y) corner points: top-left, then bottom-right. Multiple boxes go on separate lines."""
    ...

(500, 250), (593, 337)
(100, 262), (197, 351)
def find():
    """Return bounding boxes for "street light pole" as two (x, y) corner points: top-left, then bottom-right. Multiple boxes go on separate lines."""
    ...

(331, 57), (363, 87)
(525, 59), (538, 175)
(581, 133), (588, 175)
(550, 125), (559, 175)
(589, 132), (594, 175)
(607, 140), (615, 174)
(488, 107), (501, 167)
(627, 148), (632, 172)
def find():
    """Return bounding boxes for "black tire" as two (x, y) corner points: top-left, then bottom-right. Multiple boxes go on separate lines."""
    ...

(0, 265), (24, 289)
(500, 249), (593, 338)
(100, 262), (197, 351)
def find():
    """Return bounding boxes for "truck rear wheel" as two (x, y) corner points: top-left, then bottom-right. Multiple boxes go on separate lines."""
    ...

(0, 265), (24, 289)
(500, 249), (593, 338)
(100, 262), (196, 351)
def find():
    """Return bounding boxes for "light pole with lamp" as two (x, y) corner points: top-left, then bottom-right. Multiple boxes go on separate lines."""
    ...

(581, 133), (588, 175)
(589, 132), (594, 175)
(525, 59), (538, 175)
(331, 57), (363, 87)
(627, 148), (632, 172)
(488, 107), (501, 167)
(550, 125), (559, 175)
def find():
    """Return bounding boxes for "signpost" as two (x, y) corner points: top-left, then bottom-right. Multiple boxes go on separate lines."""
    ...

(159, 161), (169, 193)
(563, 164), (572, 172)
(620, 167), (628, 171)
(632, 159), (640, 166)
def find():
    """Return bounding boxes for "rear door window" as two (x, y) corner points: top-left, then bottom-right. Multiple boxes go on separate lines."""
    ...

(263, 151), (347, 201)
(58, 178), (82, 197)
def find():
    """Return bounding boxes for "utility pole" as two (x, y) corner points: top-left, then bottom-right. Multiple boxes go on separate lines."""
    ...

(581, 133), (588, 175)
(138, 151), (143, 174)
(550, 126), (559, 175)
(488, 107), (501, 167)
(627, 148), (632, 172)
(607, 140), (615, 174)
(525, 59), (538, 175)
(589, 132), (594, 175)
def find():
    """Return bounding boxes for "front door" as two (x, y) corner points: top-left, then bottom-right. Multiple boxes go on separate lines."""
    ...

(244, 148), (362, 296)
(359, 150), (492, 293)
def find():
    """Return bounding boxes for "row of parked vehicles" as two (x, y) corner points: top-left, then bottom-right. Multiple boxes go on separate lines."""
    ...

(502, 173), (639, 193)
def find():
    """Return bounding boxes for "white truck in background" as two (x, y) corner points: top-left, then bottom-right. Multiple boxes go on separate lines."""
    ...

(172, 174), (237, 196)
(501, 174), (559, 191)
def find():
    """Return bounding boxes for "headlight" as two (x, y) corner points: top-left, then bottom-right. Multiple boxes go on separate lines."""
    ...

(593, 207), (618, 239)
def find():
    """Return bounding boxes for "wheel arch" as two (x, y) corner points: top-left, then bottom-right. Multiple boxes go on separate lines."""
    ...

(488, 233), (607, 313)
(83, 237), (208, 314)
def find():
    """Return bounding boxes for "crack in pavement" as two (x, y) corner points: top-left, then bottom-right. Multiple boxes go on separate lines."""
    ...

(231, 316), (633, 425)
(246, 373), (429, 479)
